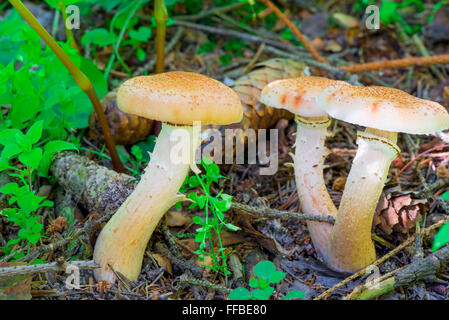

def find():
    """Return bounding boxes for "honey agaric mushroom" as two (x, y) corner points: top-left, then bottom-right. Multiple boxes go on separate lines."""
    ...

(318, 85), (449, 273)
(260, 76), (349, 259)
(93, 72), (243, 283)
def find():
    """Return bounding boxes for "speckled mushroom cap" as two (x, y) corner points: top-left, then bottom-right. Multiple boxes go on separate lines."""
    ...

(260, 76), (349, 117)
(317, 85), (449, 134)
(117, 72), (243, 125)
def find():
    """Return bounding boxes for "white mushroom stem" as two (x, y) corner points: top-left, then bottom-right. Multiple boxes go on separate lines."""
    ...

(326, 128), (399, 273)
(93, 123), (201, 283)
(293, 115), (338, 260)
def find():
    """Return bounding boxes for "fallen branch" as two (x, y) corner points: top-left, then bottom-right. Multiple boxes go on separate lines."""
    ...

(346, 244), (449, 300)
(231, 202), (335, 224)
(339, 54), (449, 73)
(0, 260), (97, 278)
(14, 210), (115, 263)
(178, 273), (231, 294)
(314, 217), (449, 300)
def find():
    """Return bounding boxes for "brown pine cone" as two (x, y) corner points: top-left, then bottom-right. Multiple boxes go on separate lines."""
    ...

(88, 90), (153, 146)
(232, 58), (306, 130)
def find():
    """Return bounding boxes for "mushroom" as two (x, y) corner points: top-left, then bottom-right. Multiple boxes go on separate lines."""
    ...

(317, 85), (449, 272)
(93, 72), (243, 283)
(260, 76), (349, 259)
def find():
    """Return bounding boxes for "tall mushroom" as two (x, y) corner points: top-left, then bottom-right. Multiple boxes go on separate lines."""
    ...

(317, 85), (449, 272)
(260, 76), (349, 260)
(93, 72), (243, 283)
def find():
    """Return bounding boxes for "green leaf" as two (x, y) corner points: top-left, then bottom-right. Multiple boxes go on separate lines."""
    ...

(81, 28), (115, 47)
(251, 287), (274, 300)
(38, 140), (77, 177)
(228, 288), (252, 300)
(136, 47), (146, 62)
(18, 147), (42, 169)
(198, 41), (216, 54)
(129, 26), (152, 42)
(282, 290), (306, 300)
(253, 260), (276, 281)
(225, 223), (240, 231)
(0, 182), (20, 195)
(1, 143), (21, 160)
(441, 191), (449, 201)
(0, 129), (21, 146)
(192, 216), (203, 225)
(249, 277), (259, 288)
(130, 145), (143, 160)
(25, 120), (43, 145)
(219, 54), (232, 67)
(432, 222), (449, 252)
(268, 271), (286, 284)
(380, 1), (400, 24)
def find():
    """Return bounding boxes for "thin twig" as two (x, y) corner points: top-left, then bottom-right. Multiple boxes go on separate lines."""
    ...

(259, 0), (328, 64)
(178, 273), (231, 293)
(231, 202), (335, 224)
(174, 2), (246, 21)
(339, 54), (449, 73)
(13, 211), (116, 263)
(0, 260), (98, 278)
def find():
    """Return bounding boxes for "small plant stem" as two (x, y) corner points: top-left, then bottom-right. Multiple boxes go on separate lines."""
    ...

(8, 0), (124, 173)
(27, 167), (32, 192)
(58, 0), (79, 52)
(154, 0), (167, 74)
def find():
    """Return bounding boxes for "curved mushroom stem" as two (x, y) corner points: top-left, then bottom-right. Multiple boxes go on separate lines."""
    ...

(93, 123), (201, 283)
(294, 115), (338, 260)
(326, 128), (399, 273)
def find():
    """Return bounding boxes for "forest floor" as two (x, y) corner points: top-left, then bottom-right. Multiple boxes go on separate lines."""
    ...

(1, 0), (449, 300)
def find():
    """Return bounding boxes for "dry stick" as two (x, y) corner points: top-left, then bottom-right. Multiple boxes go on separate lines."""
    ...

(412, 34), (445, 81)
(0, 260), (98, 278)
(314, 217), (449, 300)
(393, 144), (449, 181)
(174, 2), (246, 21)
(171, 20), (303, 54)
(231, 202), (335, 224)
(14, 210), (116, 263)
(343, 265), (406, 300)
(7, 0), (124, 173)
(259, 0), (328, 64)
(346, 243), (449, 300)
(242, 42), (266, 74)
(339, 54), (449, 73)
(178, 273), (231, 293)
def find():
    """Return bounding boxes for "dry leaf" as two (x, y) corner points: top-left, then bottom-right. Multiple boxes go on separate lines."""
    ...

(332, 177), (347, 191)
(46, 216), (68, 236)
(151, 253), (173, 275)
(166, 211), (189, 227)
(332, 13), (359, 29)
(437, 165), (449, 179)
